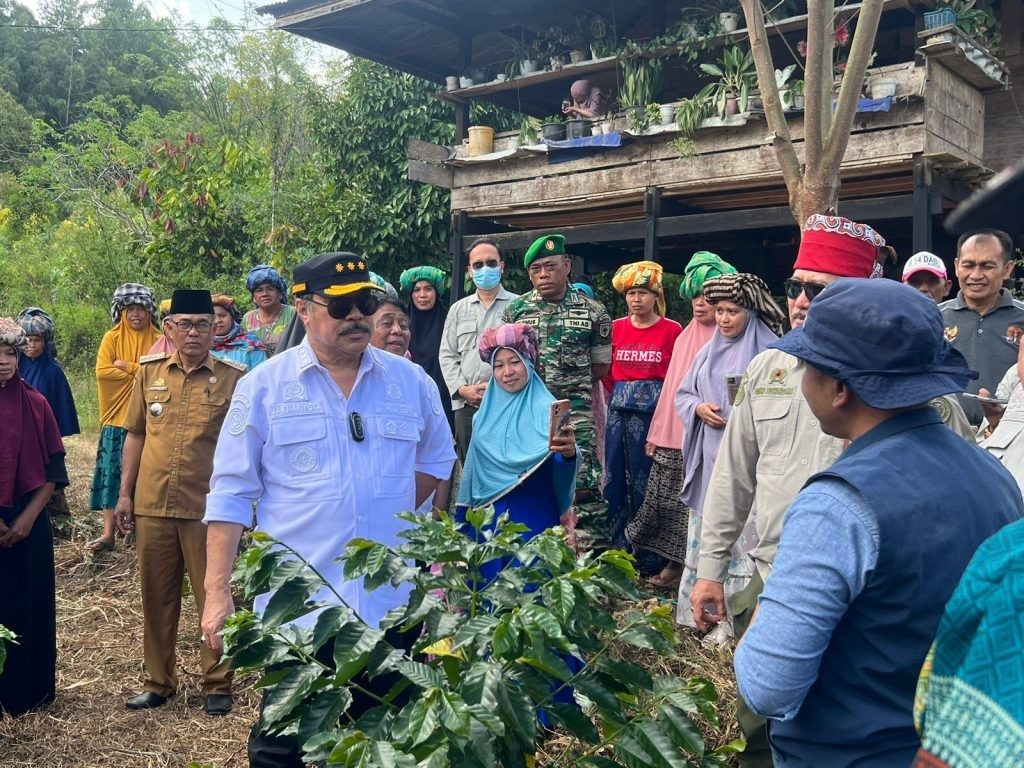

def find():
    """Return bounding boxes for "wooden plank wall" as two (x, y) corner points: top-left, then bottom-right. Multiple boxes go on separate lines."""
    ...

(983, 2), (1024, 171)
(924, 61), (986, 164)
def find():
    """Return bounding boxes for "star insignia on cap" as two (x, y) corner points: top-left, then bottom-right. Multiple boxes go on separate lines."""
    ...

(335, 263), (345, 273)
(544, 239), (555, 251)
(358, 261), (365, 270)
(347, 261), (356, 271)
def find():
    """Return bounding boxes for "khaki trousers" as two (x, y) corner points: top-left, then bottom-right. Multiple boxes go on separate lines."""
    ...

(136, 515), (231, 697)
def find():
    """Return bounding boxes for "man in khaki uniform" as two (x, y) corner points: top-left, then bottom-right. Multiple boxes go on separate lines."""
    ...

(688, 217), (970, 767)
(115, 289), (246, 716)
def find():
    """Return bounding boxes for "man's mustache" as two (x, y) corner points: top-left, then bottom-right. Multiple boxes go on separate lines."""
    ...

(339, 323), (370, 335)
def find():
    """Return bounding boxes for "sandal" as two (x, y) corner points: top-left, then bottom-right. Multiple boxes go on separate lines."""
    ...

(647, 566), (683, 589)
(85, 537), (114, 552)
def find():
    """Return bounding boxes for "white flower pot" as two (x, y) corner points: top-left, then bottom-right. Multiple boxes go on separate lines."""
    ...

(446, 76), (459, 91)
(659, 104), (676, 125)
(519, 60), (539, 75)
(719, 12), (739, 32)
(867, 75), (897, 100)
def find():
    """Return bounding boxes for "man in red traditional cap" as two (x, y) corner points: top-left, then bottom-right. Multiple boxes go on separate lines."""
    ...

(686, 215), (966, 768)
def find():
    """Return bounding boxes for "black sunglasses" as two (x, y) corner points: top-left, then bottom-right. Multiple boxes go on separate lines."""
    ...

(783, 279), (828, 302)
(470, 259), (500, 270)
(308, 292), (380, 319)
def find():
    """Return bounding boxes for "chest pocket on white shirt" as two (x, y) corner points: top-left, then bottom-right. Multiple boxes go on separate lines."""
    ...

(373, 415), (421, 499)
(752, 398), (795, 476)
(269, 417), (332, 487)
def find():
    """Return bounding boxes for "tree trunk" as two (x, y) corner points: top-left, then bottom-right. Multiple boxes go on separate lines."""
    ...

(740, 0), (886, 229)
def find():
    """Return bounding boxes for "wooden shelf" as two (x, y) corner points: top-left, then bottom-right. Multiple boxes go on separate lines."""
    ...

(435, 0), (932, 106)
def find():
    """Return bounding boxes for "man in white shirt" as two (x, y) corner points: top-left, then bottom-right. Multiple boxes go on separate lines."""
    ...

(200, 251), (455, 767)
(439, 238), (517, 462)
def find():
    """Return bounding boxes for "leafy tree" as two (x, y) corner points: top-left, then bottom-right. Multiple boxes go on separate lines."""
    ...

(132, 132), (263, 282)
(0, 88), (35, 172)
(225, 509), (743, 766)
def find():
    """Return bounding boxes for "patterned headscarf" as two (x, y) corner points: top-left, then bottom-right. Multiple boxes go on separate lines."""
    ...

(110, 283), (158, 326)
(702, 273), (787, 336)
(399, 265), (447, 294)
(212, 294), (243, 324)
(0, 317), (27, 350)
(680, 251), (738, 300)
(245, 265), (288, 300)
(478, 323), (540, 367)
(16, 307), (54, 344)
(796, 215), (895, 279)
(612, 260), (666, 316)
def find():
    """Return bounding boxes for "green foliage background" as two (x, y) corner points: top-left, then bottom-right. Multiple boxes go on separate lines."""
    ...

(0, 1), (521, 389)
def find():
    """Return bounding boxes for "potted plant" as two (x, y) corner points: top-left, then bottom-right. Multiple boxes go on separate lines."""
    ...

(700, 45), (756, 118)
(619, 55), (664, 121)
(518, 117), (541, 145)
(511, 34), (541, 75)
(566, 116), (592, 139)
(589, 14), (617, 58)
(541, 114), (566, 142)
(445, 75), (459, 91)
(569, 17), (592, 63)
(659, 102), (676, 125)
(711, 0), (742, 32)
(459, 71), (474, 88)
(541, 25), (567, 70)
(674, 87), (714, 136)
(775, 64), (796, 111)
(867, 71), (898, 99)
(789, 79), (805, 110)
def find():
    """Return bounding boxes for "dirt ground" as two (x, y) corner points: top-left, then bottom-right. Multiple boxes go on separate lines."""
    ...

(0, 432), (740, 767)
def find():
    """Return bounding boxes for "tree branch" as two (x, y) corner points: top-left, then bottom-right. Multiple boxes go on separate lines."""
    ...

(803, 0), (835, 171)
(740, 0), (802, 194)
(822, 0), (886, 175)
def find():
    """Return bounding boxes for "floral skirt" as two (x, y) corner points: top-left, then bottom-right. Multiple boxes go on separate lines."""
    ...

(89, 425), (127, 510)
(676, 508), (759, 633)
(625, 447), (689, 562)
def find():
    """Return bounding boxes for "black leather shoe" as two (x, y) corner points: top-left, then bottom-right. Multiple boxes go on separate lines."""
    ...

(203, 694), (233, 716)
(125, 691), (168, 710)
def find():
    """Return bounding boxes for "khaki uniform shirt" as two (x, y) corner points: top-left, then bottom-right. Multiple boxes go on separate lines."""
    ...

(438, 286), (517, 410)
(124, 352), (245, 519)
(696, 350), (972, 583)
(982, 383), (1024, 494)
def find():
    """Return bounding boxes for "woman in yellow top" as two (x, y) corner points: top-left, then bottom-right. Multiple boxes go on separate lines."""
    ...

(87, 284), (161, 551)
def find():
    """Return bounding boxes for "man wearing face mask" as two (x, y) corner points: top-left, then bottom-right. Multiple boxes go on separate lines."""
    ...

(439, 238), (518, 463)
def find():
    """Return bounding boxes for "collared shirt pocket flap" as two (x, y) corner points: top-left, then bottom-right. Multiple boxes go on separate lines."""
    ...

(375, 415), (421, 442)
(271, 417), (327, 446)
(985, 420), (1024, 451)
(204, 392), (228, 408)
(148, 391), (171, 404)
(752, 398), (792, 422)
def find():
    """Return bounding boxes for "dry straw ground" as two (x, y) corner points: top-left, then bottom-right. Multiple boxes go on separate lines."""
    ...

(1, 432), (740, 767)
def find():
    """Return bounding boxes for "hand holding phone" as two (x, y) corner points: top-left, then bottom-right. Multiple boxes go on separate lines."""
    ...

(549, 400), (575, 458)
(962, 392), (1009, 406)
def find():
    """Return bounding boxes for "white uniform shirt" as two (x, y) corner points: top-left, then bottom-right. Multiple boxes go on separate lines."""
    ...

(205, 338), (455, 628)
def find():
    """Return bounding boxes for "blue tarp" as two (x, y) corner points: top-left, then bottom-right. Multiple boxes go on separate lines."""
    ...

(544, 132), (623, 164)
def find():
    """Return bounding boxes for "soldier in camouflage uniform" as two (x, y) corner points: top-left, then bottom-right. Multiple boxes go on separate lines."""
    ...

(502, 234), (612, 549)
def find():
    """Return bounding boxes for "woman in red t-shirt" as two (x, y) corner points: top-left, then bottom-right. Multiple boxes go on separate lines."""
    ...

(604, 262), (682, 553)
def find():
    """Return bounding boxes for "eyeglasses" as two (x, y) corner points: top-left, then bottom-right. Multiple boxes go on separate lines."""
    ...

(308, 293), (380, 319)
(470, 259), (500, 270)
(783, 279), (828, 302)
(168, 320), (213, 332)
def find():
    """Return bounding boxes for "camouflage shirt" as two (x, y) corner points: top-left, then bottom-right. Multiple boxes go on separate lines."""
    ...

(502, 286), (612, 408)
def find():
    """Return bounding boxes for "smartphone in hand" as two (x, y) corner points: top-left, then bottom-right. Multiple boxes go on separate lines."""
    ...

(549, 400), (572, 445)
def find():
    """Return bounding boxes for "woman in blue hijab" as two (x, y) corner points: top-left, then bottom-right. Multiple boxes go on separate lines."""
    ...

(457, 324), (578, 576)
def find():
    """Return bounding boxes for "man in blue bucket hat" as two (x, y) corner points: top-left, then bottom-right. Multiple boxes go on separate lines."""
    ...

(734, 277), (1023, 768)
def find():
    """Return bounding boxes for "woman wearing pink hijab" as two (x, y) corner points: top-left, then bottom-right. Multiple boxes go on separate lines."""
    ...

(626, 252), (736, 587)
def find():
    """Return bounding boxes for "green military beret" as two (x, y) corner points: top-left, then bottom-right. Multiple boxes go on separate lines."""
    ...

(524, 234), (567, 267)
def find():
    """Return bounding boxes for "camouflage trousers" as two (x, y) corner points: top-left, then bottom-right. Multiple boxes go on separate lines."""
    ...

(569, 410), (609, 551)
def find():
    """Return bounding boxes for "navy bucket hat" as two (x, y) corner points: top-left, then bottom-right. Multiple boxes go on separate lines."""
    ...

(770, 278), (977, 409)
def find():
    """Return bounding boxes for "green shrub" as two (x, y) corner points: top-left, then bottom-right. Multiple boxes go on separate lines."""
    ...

(225, 509), (742, 766)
